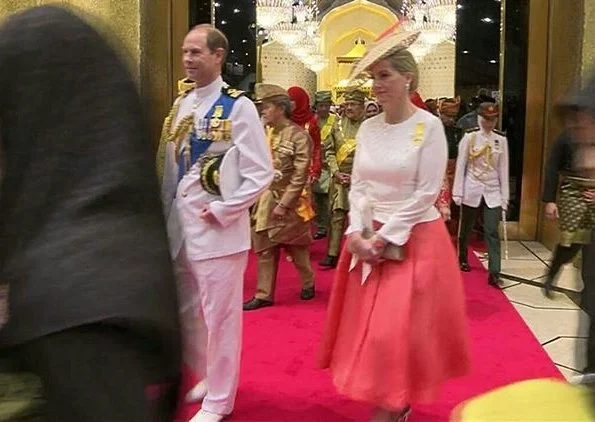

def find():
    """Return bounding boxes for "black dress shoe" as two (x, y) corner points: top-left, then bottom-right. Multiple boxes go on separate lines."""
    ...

(460, 262), (471, 272)
(488, 273), (502, 288)
(243, 298), (273, 311)
(313, 230), (327, 240)
(543, 278), (554, 298)
(318, 255), (338, 268)
(300, 287), (315, 300)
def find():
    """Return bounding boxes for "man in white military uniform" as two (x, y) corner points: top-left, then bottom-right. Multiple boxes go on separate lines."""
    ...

(159, 25), (273, 422)
(453, 102), (509, 287)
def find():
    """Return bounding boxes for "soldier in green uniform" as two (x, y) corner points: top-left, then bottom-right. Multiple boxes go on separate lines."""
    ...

(313, 90), (337, 240)
(244, 84), (315, 310)
(319, 89), (366, 268)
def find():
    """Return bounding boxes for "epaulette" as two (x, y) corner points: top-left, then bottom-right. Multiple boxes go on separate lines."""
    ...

(465, 127), (480, 133)
(177, 78), (196, 96)
(222, 86), (245, 98)
(494, 129), (506, 136)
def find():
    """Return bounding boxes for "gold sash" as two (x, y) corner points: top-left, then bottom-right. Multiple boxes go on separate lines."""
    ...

(336, 138), (356, 167)
(320, 114), (336, 142)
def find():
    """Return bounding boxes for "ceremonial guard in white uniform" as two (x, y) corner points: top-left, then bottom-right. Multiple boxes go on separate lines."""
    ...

(453, 103), (509, 287)
(159, 25), (273, 422)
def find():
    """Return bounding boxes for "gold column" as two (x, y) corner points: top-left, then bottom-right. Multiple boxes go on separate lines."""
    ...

(512, 0), (550, 241)
(534, 0), (585, 248)
(583, 0), (595, 82)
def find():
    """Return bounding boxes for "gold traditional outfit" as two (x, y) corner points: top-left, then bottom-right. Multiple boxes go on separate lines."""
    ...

(251, 84), (314, 303)
(324, 90), (365, 258)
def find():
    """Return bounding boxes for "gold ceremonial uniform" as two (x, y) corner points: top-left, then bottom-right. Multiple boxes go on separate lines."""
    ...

(252, 121), (314, 301)
(324, 116), (363, 257)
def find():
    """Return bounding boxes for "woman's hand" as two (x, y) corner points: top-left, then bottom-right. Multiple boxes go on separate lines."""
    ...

(272, 205), (287, 219)
(348, 233), (385, 264)
(583, 189), (595, 203)
(544, 202), (559, 220)
(439, 205), (451, 221)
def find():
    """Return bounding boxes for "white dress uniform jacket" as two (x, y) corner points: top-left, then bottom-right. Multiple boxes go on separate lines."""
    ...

(452, 129), (509, 209)
(162, 76), (274, 261)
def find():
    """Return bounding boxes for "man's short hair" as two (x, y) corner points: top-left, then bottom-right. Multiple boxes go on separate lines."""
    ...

(191, 24), (229, 61)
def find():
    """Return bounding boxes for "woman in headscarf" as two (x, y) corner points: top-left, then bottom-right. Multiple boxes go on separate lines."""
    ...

(0, 6), (180, 421)
(288, 86), (322, 183)
(364, 100), (380, 119)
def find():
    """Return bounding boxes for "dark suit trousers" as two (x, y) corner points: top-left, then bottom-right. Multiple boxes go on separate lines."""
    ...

(19, 324), (177, 422)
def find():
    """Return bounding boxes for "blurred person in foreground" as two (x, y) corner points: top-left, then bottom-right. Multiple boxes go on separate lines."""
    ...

(0, 6), (181, 421)
(318, 26), (470, 422)
(159, 24), (273, 421)
(542, 75), (595, 298)
(543, 74), (595, 380)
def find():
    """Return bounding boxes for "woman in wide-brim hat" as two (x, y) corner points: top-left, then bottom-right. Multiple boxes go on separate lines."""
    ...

(317, 24), (471, 422)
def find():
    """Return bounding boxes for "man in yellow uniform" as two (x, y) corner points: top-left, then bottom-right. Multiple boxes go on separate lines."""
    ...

(243, 84), (315, 311)
(319, 89), (366, 269)
(313, 90), (336, 240)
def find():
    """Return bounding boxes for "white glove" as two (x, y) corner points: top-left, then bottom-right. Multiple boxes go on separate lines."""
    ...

(453, 196), (462, 206)
(501, 201), (508, 211)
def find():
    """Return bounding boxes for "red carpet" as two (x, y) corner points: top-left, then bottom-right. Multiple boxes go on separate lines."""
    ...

(176, 239), (563, 421)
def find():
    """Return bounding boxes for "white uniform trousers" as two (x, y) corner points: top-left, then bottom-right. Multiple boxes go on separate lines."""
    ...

(175, 247), (249, 415)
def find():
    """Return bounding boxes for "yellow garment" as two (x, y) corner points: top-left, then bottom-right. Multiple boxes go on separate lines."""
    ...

(450, 379), (595, 421)
(336, 138), (356, 167)
(467, 132), (494, 180)
(156, 94), (193, 182)
(296, 189), (316, 222)
(320, 114), (336, 143)
(266, 125), (314, 222)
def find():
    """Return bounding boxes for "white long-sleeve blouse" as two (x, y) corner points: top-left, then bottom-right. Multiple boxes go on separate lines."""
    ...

(346, 108), (448, 246)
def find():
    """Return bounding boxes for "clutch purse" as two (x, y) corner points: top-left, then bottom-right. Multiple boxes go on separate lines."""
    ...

(362, 228), (405, 261)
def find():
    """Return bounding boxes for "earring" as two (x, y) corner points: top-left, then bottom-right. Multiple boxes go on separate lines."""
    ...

(405, 82), (411, 91)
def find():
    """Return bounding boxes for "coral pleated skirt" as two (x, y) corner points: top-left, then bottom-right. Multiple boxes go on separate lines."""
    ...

(318, 218), (471, 410)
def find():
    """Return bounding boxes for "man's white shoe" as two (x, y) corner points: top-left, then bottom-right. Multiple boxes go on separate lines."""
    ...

(185, 380), (208, 403)
(189, 409), (228, 422)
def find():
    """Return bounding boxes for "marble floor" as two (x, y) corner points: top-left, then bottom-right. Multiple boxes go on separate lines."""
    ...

(475, 241), (588, 380)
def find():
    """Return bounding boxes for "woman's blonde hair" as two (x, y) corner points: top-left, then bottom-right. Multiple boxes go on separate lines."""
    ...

(385, 49), (419, 93)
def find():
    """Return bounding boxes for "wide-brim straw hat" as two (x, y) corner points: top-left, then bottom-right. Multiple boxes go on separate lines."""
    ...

(348, 24), (420, 83)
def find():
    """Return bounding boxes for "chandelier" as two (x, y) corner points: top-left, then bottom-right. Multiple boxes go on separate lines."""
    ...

(408, 39), (432, 62)
(256, 0), (293, 29)
(268, 22), (306, 47)
(292, 38), (317, 59)
(401, 0), (456, 45)
(426, 0), (457, 27)
(303, 53), (328, 72)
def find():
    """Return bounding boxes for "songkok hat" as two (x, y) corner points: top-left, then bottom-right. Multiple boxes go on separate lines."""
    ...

(349, 23), (420, 82)
(344, 89), (366, 104)
(199, 146), (241, 199)
(439, 97), (461, 117)
(314, 90), (333, 105)
(254, 83), (289, 103)
(477, 102), (500, 118)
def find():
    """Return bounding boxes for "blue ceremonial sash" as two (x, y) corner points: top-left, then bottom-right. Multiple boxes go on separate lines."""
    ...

(178, 91), (238, 182)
